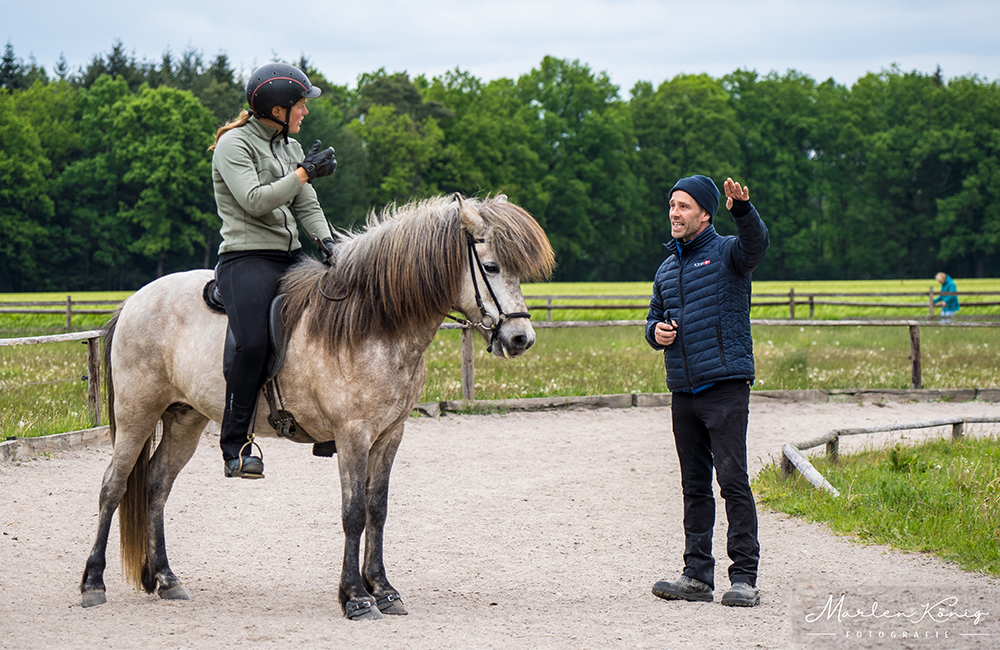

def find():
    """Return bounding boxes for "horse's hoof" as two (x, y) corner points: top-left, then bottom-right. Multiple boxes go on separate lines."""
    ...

(158, 584), (191, 601)
(81, 589), (106, 608)
(376, 593), (408, 615)
(345, 599), (383, 621)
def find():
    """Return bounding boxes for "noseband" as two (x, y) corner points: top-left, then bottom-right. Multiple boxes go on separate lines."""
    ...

(447, 233), (531, 354)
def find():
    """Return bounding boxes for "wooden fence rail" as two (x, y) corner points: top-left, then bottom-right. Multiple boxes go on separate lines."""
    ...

(2, 320), (998, 414)
(522, 289), (999, 320)
(2, 289), (998, 328)
(780, 416), (1000, 496)
(0, 296), (120, 330)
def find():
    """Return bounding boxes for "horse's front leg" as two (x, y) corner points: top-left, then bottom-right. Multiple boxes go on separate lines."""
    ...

(337, 429), (383, 621)
(363, 424), (407, 615)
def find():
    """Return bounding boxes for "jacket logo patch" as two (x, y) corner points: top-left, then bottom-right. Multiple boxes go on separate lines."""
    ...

(694, 259), (711, 267)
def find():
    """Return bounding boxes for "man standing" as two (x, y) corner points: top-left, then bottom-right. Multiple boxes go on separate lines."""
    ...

(933, 272), (960, 319)
(645, 174), (769, 607)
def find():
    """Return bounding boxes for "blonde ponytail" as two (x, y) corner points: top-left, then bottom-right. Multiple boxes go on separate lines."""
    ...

(209, 111), (252, 151)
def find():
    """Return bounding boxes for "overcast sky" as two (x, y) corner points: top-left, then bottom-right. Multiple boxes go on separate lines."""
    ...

(4, 0), (998, 95)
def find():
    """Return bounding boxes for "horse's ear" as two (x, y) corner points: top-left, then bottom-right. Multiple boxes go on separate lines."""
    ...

(456, 194), (486, 236)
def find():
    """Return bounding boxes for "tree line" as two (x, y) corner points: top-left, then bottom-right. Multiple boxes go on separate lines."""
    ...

(2, 39), (998, 291)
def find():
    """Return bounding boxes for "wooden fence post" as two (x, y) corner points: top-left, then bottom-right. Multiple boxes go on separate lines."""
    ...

(928, 286), (935, 319)
(789, 288), (795, 319)
(461, 327), (475, 401)
(66, 295), (72, 330)
(825, 436), (839, 462)
(809, 295), (815, 319)
(780, 452), (794, 477)
(546, 298), (552, 322)
(86, 337), (101, 427)
(909, 325), (922, 389)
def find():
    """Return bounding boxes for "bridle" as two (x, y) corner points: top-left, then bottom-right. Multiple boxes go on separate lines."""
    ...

(446, 232), (531, 354)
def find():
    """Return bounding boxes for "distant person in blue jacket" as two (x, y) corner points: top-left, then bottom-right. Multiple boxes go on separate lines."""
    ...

(645, 175), (769, 608)
(934, 272), (960, 319)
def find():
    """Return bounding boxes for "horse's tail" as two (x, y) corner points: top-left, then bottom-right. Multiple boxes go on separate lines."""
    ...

(102, 313), (118, 443)
(103, 310), (153, 593)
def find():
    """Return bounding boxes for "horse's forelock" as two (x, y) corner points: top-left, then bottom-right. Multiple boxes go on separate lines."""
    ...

(478, 200), (555, 282)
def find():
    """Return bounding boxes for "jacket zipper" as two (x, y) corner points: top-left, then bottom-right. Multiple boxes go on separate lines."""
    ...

(676, 241), (694, 389)
(716, 325), (727, 367)
(270, 136), (295, 252)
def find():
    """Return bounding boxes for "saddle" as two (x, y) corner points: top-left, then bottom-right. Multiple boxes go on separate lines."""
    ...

(202, 280), (336, 457)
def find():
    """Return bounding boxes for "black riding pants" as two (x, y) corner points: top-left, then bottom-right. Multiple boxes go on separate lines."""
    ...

(670, 379), (759, 589)
(215, 250), (300, 461)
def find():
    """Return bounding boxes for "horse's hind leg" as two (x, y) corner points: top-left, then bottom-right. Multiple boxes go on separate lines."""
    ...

(363, 424), (407, 615)
(81, 419), (159, 607)
(143, 404), (208, 601)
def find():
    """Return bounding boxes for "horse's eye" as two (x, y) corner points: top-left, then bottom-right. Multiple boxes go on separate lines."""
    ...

(483, 262), (500, 274)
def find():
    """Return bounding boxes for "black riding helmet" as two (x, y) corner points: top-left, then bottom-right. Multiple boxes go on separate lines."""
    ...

(246, 62), (321, 144)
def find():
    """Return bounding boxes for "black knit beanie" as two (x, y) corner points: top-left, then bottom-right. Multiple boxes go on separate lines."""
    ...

(669, 175), (720, 219)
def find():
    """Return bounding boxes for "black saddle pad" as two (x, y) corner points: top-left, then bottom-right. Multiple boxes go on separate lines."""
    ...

(203, 279), (226, 314)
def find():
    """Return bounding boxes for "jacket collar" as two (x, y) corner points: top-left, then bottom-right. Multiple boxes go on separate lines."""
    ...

(665, 225), (719, 255)
(246, 115), (281, 142)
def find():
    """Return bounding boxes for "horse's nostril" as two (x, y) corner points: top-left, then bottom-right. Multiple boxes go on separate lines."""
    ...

(511, 334), (528, 351)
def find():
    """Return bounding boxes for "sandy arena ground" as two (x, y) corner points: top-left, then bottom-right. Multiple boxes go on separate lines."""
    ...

(2, 398), (1000, 649)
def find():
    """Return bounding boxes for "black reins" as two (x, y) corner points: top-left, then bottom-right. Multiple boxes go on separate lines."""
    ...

(447, 233), (530, 354)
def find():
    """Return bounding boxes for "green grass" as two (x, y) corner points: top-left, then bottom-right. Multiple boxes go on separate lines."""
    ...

(0, 340), (101, 438)
(750, 278), (1000, 320)
(421, 326), (666, 401)
(520, 279), (1000, 322)
(753, 434), (1000, 575)
(0, 291), (128, 335)
(417, 323), (1000, 401)
(751, 325), (1000, 390)
(1, 282), (998, 437)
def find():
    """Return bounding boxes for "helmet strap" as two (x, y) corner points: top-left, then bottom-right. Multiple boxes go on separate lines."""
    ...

(254, 107), (291, 145)
(272, 106), (290, 145)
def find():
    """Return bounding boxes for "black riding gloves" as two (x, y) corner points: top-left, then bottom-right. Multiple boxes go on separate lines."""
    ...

(320, 237), (336, 265)
(298, 140), (337, 183)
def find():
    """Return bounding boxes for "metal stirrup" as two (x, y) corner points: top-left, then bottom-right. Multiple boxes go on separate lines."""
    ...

(236, 432), (264, 470)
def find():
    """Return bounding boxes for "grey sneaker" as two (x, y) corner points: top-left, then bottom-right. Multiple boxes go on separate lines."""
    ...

(652, 575), (713, 602)
(721, 582), (760, 607)
(224, 456), (264, 479)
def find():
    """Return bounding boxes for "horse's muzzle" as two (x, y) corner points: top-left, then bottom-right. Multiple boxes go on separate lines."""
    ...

(494, 323), (535, 358)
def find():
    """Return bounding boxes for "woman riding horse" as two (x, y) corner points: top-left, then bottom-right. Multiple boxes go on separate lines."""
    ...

(208, 62), (337, 478)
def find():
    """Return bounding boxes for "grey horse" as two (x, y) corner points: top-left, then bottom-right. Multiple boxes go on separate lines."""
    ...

(80, 194), (554, 619)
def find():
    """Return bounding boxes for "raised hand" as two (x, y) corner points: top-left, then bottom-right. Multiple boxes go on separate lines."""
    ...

(724, 177), (750, 210)
(298, 140), (337, 183)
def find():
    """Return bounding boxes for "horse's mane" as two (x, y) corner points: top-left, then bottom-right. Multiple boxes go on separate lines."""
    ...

(280, 195), (554, 354)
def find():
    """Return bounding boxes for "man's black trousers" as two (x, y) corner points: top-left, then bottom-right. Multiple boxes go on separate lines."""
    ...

(670, 378), (759, 589)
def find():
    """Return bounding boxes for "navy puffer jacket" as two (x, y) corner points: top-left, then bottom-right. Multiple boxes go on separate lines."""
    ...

(645, 202), (769, 391)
